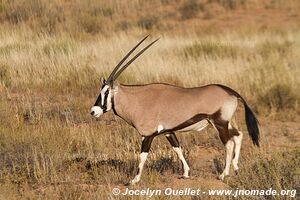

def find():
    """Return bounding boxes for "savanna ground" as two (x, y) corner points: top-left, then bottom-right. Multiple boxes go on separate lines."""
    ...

(0, 0), (300, 199)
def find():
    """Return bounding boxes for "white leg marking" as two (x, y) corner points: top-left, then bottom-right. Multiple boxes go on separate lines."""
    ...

(232, 131), (243, 171)
(130, 152), (148, 184)
(157, 124), (164, 133)
(228, 122), (233, 130)
(219, 140), (234, 180)
(173, 147), (190, 178)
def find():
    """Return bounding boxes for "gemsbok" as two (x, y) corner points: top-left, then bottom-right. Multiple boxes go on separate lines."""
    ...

(90, 35), (260, 185)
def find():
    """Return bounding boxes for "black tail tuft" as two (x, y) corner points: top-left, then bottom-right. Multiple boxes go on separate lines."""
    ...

(244, 103), (260, 146)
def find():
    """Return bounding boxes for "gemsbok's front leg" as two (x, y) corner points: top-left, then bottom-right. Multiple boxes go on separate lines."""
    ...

(127, 135), (155, 185)
(166, 132), (190, 178)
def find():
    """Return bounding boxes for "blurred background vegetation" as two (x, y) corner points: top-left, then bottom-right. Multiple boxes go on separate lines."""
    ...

(0, 0), (299, 199)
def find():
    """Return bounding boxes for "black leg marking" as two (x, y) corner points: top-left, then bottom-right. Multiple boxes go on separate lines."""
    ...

(126, 135), (155, 186)
(229, 127), (240, 137)
(214, 121), (230, 145)
(214, 121), (239, 145)
(165, 132), (190, 178)
(141, 135), (155, 153)
(166, 132), (180, 148)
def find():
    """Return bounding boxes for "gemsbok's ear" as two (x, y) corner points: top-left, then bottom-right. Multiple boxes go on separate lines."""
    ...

(100, 77), (106, 85)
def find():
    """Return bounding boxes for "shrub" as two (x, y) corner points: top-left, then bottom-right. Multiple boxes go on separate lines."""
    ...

(137, 15), (159, 30)
(0, 64), (11, 88)
(179, 0), (204, 20)
(79, 14), (104, 34)
(257, 84), (299, 111)
(258, 41), (293, 58)
(208, 0), (247, 10)
(182, 41), (238, 59)
(117, 20), (132, 31)
(229, 149), (300, 198)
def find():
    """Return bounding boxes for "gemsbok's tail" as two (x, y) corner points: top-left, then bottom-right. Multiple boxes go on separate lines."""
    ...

(215, 84), (260, 146)
(242, 101), (260, 146)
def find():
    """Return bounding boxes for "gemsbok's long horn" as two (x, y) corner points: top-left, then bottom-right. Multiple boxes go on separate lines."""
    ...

(106, 35), (150, 84)
(113, 38), (159, 81)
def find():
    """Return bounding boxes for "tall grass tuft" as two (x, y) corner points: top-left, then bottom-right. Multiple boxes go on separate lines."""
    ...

(182, 41), (238, 59)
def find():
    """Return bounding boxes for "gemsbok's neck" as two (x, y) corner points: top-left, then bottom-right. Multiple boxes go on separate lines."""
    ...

(113, 84), (144, 126)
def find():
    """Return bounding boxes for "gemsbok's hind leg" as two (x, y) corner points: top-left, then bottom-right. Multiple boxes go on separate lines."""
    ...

(128, 135), (155, 185)
(166, 132), (190, 178)
(232, 129), (243, 173)
(214, 120), (238, 181)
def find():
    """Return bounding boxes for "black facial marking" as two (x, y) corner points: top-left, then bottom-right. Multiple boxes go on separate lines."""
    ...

(101, 89), (108, 111)
(94, 85), (110, 113)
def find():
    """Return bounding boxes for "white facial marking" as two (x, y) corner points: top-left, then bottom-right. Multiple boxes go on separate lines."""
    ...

(157, 124), (164, 133)
(91, 85), (112, 117)
(91, 106), (103, 118)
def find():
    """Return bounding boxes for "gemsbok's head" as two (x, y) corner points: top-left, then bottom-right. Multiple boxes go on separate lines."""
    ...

(90, 35), (159, 118)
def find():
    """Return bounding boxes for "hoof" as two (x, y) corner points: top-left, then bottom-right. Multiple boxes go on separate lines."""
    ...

(218, 174), (227, 181)
(124, 182), (132, 186)
(179, 175), (190, 179)
(125, 179), (139, 186)
(234, 170), (239, 176)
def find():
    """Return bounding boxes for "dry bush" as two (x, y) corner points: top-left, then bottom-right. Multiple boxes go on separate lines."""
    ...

(258, 84), (299, 111)
(1, 0), (65, 33)
(0, 63), (11, 87)
(78, 14), (105, 35)
(258, 40), (293, 59)
(137, 15), (160, 30)
(42, 39), (76, 57)
(208, 0), (247, 10)
(229, 149), (300, 199)
(182, 41), (238, 59)
(179, 0), (204, 20)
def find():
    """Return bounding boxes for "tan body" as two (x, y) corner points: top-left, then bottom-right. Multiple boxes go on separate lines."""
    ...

(114, 83), (236, 136)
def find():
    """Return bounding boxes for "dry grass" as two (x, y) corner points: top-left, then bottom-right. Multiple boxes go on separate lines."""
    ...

(0, 0), (300, 199)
